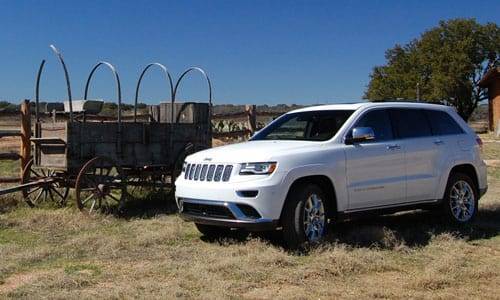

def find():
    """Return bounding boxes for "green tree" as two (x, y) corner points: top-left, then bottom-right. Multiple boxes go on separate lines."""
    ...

(0, 101), (19, 112)
(365, 18), (500, 121)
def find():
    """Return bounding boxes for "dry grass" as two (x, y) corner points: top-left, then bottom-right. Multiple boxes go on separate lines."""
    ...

(1, 193), (499, 299)
(0, 138), (499, 299)
(481, 137), (500, 163)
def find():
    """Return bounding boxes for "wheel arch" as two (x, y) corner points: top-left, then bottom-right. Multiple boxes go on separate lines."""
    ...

(448, 164), (479, 193)
(438, 163), (480, 201)
(280, 175), (338, 221)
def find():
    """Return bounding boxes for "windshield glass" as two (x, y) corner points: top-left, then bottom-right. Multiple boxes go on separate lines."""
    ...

(251, 110), (354, 141)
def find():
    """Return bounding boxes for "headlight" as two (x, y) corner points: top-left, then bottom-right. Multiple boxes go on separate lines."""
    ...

(239, 162), (277, 175)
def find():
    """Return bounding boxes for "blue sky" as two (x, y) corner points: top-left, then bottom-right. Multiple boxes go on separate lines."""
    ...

(0, 0), (498, 105)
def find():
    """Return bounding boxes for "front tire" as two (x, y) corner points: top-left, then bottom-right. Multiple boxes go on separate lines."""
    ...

(442, 173), (478, 224)
(282, 184), (328, 249)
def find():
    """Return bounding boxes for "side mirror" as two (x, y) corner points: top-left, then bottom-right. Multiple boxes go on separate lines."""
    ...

(345, 127), (375, 144)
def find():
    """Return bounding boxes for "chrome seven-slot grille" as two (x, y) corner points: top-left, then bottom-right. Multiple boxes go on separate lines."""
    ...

(184, 163), (233, 182)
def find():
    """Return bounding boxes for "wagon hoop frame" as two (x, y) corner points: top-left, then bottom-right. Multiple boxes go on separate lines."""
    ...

(134, 62), (174, 122)
(84, 61), (122, 125)
(35, 44), (74, 124)
(172, 67), (213, 124)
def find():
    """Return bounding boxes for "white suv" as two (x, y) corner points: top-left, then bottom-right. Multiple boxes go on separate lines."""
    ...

(175, 102), (488, 248)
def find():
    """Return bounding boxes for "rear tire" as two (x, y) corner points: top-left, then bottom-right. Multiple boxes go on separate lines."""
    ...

(442, 173), (478, 224)
(282, 184), (328, 249)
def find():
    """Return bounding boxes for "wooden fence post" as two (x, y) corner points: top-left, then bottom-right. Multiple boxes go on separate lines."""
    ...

(246, 104), (257, 135)
(20, 99), (31, 178)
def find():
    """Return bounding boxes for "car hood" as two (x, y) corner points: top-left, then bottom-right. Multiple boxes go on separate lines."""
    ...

(187, 140), (320, 163)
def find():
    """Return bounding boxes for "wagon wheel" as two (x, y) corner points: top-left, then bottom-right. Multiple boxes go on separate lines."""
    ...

(75, 157), (126, 214)
(22, 159), (69, 207)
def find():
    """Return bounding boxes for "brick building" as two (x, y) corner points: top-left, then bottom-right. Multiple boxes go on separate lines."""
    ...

(479, 66), (500, 133)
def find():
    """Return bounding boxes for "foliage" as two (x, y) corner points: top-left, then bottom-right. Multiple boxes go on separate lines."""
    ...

(136, 102), (147, 109)
(99, 102), (141, 116)
(0, 101), (19, 112)
(365, 18), (500, 120)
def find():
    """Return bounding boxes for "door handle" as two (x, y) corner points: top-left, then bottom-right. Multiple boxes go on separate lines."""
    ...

(434, 140), (444, 145)
(386, 144), (401, 150)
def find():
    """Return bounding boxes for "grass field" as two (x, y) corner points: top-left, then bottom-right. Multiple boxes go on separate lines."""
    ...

(0, 138), (499, 299)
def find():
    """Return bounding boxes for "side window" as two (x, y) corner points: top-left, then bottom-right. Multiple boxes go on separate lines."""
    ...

(390, 109), (432, 139)
(425, 110), (464, 136)
(354, 109), (393, 141)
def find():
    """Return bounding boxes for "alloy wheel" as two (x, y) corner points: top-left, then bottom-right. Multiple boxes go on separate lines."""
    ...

(449, 180), (475, 222)
(303, 193), (326, 242)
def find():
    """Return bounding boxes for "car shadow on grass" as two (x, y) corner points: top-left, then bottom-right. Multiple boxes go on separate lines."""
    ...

(326, 208), (499, 250)
(116, 191), (179, 219)
(199, 205), (500, 252)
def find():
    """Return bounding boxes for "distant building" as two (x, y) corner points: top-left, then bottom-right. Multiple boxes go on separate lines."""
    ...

(479, 66), (500, 133)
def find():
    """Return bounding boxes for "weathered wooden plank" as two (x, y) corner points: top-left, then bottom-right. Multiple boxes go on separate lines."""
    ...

(0, 178), (54, 195)
(31, 137), (66, 145)
(159, 102), (209, 124)
(246, 105), (257, 134)
(0, 130), (21, 138)
(0, 153), (21, 160)
(39, 121), (68, 169)
(20, 100), (31, 178)
(213, 130), (251, 139)
(0, 177), (20, 183)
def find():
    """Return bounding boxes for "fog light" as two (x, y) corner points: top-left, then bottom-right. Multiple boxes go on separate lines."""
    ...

(237, 190), (259, 198)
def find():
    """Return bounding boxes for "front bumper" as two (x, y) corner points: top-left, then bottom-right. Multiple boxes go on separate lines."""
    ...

(175, 169), (287, 221)
(178, 198), (279, 231)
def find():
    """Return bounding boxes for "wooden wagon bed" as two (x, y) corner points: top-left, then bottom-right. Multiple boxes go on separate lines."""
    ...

(14, 45), (214, 214)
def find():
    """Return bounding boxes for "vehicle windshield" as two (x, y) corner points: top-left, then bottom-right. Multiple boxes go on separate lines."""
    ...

(251, 110), (354, 141)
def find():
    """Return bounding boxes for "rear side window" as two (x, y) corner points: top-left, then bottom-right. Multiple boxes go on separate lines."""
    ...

(424, 110), (464, 135)
(354, 109), (393, 141)
(390, 109), (432, 139)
